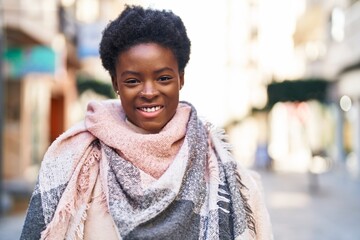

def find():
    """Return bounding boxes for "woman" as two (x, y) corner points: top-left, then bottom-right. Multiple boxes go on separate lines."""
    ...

(21, 5), (272, 240)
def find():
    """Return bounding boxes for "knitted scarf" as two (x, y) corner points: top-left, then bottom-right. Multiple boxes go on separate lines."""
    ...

(21, 100), (263, 240)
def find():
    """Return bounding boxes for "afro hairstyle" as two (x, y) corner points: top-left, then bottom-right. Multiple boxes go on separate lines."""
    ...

(99, 5), (191, 78)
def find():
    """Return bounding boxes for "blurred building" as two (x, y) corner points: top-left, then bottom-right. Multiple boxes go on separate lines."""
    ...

(1, 0), (79, 185)
(224, 0), (360, 178)
(290, 0), (360, 176)
(332, 0), (360, 178)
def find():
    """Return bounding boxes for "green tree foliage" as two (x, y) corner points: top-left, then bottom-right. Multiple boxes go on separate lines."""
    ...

(267, 79), (329, 109)
(76, 75), (115, 99)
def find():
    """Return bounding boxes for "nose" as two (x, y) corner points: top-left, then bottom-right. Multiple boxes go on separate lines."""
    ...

(140, 81), (158, 99)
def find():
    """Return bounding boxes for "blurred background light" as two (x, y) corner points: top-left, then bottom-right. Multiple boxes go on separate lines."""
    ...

(340, 95), (352, 112)
(61, 0), (76, 7)
(331, 7), (345, 42)
(76, 0), (99, 23)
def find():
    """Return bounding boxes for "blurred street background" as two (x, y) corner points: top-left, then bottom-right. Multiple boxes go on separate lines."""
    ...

(1, 0), (360, 239)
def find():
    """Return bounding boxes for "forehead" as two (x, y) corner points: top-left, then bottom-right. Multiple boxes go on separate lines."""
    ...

(116, 43), (178, 69)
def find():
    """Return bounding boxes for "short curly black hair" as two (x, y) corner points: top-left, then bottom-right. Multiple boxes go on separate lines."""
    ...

(99, 5), (191, 78)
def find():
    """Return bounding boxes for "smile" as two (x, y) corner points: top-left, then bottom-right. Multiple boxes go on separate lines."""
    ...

(139, 106), (163, 112)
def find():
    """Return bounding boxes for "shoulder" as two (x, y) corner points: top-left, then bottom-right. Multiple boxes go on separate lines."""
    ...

(208, 124), (273, 239)
(44, 120), (93, 159)
(236, 166), (274, 239)
(237, 166), (264, 194)
(38, 121), (97, 189)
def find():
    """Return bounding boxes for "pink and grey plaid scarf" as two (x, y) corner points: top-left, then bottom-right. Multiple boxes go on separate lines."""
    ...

(21, 100), (272, 240)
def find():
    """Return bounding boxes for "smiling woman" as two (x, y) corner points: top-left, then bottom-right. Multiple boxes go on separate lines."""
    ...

(114, 43), (183, 133)
(21, 5), (273, 240)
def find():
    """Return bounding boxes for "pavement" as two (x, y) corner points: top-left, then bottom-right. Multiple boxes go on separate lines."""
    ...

(258, 166), (360, 240)
(0, 213), (25, 240)
(0, 166), (359, 240)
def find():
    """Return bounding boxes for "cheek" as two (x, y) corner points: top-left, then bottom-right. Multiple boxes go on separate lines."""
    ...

(118, 94), (133, 112)
(119, 88), (136, 100)
(170, 88), (180, 101)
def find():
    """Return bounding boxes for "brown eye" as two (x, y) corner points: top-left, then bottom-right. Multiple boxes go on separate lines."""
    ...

(158, 76), (172, 82)
(124, 79), (140, 85)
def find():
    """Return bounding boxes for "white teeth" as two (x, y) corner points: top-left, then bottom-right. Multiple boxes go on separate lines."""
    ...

(141, 106), (161, 112)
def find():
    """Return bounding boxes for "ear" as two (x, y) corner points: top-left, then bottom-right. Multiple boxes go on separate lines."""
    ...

(179, 71), (185, 90)
(111, 75), (118, 93)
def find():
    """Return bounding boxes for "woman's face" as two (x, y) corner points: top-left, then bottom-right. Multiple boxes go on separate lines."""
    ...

(113, 43), (184, 133)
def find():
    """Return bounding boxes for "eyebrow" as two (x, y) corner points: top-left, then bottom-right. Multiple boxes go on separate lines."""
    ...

(120, 67), (176, 77)
(154, 67), (176, 74)
(120, 70), (141, 77)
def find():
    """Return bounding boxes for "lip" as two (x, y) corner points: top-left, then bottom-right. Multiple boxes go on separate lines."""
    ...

(136, 105), (164, 118)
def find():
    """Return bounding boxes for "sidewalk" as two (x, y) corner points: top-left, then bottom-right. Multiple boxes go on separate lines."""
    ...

(258, 167), (360, 240)
(0, 213), (25, 240)
(1, 168), (359, 239)
(0, 179), (32, 240)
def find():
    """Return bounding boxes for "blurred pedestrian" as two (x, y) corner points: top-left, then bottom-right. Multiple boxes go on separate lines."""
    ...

(20, 5), (272, 240)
